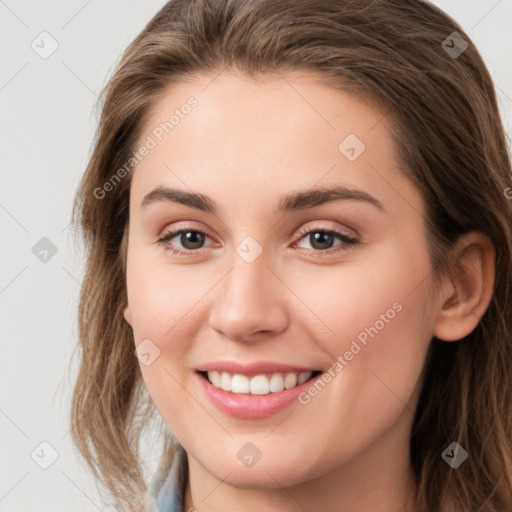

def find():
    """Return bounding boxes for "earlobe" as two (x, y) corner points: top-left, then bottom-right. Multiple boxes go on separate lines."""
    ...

(433, 232), (495, 342)
(123, 305), (133, 326)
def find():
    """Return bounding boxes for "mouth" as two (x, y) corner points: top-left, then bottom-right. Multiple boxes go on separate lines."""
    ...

(197, 369), (322, 395)
(196, 362), (325, 418)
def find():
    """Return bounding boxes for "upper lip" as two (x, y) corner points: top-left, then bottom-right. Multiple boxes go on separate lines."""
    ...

(196, 360), (321, 377)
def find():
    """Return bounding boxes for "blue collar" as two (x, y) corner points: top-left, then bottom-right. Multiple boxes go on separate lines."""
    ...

(144, 445), (188, 512)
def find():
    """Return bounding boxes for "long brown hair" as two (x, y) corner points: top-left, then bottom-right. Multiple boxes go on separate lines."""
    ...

(71, 1), (512, 510)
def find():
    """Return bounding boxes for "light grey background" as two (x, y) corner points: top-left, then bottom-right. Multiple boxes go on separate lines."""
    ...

(1, 1), (511, 511)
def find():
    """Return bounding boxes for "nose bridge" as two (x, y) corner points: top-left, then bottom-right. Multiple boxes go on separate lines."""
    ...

(209, 246), (287, 341)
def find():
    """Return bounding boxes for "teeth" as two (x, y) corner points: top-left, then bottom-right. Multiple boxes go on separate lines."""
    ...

(231, 374), (250, 394)
(210, 370), (221, 388)
(206, 371), (313, 395)
(250, 375), (269, 395)
(284, 373), (297, 389)
(297, 372), (311, 385)
(220, 371), (231, 391)
(269, 374), (284, 392)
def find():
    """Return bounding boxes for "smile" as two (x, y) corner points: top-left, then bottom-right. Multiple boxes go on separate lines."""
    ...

(200, 370), (322, 395)
(195, 361), (324, 418)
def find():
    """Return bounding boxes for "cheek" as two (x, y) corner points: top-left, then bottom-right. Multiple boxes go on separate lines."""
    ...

(295, 243), (434, 410)
(126, 258), (198, 422)
(126, 255), (209, 344)
(283, 268), (433, 472)
(290, 243), (432, 354)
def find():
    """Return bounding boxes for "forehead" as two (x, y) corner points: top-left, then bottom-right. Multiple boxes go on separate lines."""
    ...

(130, 70), (421, 219)
(139, 69), (390, 151)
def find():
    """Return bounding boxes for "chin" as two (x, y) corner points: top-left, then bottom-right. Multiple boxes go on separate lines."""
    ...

(200, 452), (316, 489)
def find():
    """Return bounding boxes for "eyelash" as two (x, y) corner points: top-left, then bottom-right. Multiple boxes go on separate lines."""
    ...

(157, 224), (358, 257)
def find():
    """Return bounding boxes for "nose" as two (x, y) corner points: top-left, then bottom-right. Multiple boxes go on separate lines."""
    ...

(208, 255), (289, 343)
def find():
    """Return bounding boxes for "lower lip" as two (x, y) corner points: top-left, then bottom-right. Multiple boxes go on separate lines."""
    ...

(197, 372), (320, 419)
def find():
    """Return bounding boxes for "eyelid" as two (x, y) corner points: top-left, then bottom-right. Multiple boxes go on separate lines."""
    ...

(157, 220), (215, 240)
(157, 221), (353, 241)
(294, 221), (358, 240)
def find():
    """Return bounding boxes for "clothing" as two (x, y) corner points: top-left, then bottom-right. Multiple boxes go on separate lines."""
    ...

(143, 445), (188, 512)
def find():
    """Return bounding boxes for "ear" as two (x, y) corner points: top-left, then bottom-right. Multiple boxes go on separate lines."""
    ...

(123, 304), (133, 326)
(433, 232), (495, 342)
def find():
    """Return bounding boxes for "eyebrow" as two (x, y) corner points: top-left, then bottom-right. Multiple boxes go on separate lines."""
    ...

(141, 185), (384, 214)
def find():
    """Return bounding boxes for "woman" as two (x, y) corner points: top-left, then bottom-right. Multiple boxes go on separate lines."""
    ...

(71, 1), (512, 511)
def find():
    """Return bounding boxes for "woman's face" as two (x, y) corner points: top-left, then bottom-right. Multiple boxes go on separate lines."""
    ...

(124, 70), (440, 491)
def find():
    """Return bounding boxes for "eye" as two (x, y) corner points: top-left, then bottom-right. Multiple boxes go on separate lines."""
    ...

(157, 224), (359, 256)
(157, 228), (214, 254)
(293, 225), (358, 255)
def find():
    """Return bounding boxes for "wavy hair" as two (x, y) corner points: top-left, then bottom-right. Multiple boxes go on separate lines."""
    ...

(71, 1), (512, 510)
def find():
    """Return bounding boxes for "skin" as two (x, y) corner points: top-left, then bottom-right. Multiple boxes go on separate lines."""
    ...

(123, 69), (495, 512)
